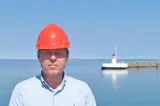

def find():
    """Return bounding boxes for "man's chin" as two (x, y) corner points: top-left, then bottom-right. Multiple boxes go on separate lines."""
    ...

(47, 69), (62, 76)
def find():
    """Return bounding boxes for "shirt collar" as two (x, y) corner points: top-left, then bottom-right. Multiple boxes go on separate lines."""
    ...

(40, 71), (67, 93)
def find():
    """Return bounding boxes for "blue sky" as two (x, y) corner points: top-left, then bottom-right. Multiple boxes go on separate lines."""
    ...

(0, 0), (160, 59)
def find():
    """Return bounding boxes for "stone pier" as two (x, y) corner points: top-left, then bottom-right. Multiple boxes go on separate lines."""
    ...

(128, 62), (160, 68)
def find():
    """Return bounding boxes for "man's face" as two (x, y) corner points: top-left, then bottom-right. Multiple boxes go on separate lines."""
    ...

(38, 48), (69, 77)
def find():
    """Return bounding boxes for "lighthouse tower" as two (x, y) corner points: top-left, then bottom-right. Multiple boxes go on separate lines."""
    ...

(112, 53), (117, 64)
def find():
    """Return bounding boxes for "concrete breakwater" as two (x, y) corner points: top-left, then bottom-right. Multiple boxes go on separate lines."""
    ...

(128, 61), (160, 68)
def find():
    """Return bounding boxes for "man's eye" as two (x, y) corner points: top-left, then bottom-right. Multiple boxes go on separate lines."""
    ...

(44, 51), (52, 54)
(56, 52), (65, 56)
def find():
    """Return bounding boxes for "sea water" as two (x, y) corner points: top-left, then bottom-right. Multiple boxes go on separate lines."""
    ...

(0, 59), (160, 106)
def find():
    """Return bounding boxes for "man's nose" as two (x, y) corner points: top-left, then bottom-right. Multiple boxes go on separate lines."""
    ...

(50, 54), (57, 61)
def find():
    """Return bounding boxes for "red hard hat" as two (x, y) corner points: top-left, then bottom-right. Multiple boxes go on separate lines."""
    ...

(36, 24), (70, 49)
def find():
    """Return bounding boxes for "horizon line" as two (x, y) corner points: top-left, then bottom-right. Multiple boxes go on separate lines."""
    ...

(0, 58), (160, 60)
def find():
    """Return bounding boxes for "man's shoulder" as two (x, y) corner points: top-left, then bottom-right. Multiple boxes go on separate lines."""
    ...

(66, 76), (94, 98)
(13, 75), (41, 91)
(66, 76), (91, 90)
(66, 76), (87, 84)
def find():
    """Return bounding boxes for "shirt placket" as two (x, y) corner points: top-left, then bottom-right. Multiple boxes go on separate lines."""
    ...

(52, 90), (56, 106)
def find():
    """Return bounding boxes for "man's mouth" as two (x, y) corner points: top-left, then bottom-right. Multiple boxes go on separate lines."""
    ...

(48, 64), (59, 68)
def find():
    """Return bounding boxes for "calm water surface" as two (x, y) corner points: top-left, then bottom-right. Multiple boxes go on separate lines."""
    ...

(0, 59), (160, 106)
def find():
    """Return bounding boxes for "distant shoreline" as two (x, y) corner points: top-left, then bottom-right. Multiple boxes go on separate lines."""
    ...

(0, 58), (160, 60)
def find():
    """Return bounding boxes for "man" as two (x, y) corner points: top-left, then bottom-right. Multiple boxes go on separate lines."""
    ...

(9, 24), (96, 106)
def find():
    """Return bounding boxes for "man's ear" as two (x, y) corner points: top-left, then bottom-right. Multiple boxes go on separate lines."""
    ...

(37, 50), (40, 61)
(66, 48), (69, 59)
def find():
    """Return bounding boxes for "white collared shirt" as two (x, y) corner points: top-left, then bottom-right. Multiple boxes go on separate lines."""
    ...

(9, 73), (96, 106)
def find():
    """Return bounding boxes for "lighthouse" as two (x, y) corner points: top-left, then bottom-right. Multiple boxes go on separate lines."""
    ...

(112, 53), (117, 64)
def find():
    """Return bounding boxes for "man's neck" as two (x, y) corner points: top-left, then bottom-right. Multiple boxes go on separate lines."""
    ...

(42, 72), (64, 89)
